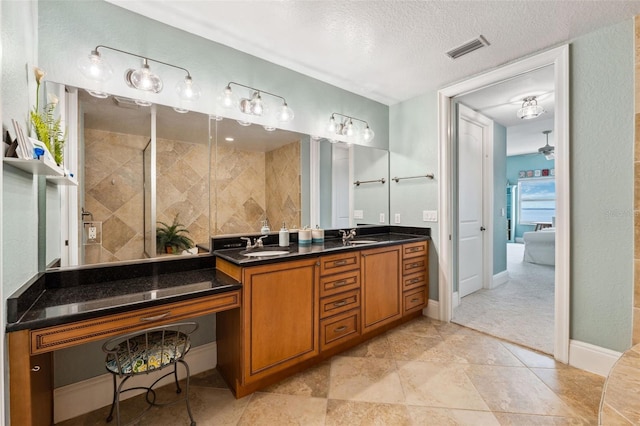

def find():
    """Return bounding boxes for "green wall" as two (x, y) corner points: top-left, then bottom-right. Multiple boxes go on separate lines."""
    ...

(389, 93), (439, 300)
(493, 123), (507, 274)
(569, 20), (634, 352)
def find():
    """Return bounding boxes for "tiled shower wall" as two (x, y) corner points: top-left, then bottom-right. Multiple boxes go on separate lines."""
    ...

(213, 140), (301, 235)
(634, 16), (640, 344)
(83, 129), (209, 264)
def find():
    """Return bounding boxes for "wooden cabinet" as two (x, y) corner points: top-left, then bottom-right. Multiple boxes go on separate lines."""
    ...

(402, 241), (428, 314)
(242, 258), (319, 383)
(318, 252), (362, 351)
(361, 245), (402, 332)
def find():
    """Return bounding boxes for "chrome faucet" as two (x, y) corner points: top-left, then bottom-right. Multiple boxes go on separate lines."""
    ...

(241, 235), (268, 249)
(340, 229), (357, 244)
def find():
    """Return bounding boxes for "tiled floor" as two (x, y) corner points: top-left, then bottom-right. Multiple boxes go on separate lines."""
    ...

(58, 317), (605, 425)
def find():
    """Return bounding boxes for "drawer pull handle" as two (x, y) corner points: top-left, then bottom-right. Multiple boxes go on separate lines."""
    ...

(408, 247), (420, 252)
(333, 301), (348, 307)
(410, 298), (420, 303)
(408, 278), (420, 284)
(333, 260), (348, 266)
(333, 280), (348, 287)
(31, 366), (41, 372)
(140, 312), (171, 322)
(334, 326), (348, 332)
(409, 263), (419, 268)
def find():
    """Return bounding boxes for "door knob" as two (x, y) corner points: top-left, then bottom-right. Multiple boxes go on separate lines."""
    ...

(480, 226), (486, 231)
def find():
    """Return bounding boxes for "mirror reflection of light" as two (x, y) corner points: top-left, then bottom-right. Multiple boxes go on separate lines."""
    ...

(225, 137), (234, 142)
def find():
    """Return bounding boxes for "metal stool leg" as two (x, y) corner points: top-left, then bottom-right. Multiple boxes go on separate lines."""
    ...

(174, 361), (182, 394)
(106, 373), (117, 422)
(179, 359), (196, 426)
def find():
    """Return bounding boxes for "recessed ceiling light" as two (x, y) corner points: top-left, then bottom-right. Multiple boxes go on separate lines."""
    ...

(225, 137), (234, 142)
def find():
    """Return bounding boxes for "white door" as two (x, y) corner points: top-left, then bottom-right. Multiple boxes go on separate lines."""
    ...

(458, 104), (492, 298)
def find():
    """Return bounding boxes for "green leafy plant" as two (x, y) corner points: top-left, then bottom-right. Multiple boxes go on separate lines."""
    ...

(156, 214), (194, 254)
(30, 67), (65, 165)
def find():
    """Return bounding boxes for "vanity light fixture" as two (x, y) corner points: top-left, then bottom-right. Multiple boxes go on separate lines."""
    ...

(517, 96), (545, 120)
(222, 82), (294, 122)
(327, 113), (375, 142)
(78, 45), (201, 101)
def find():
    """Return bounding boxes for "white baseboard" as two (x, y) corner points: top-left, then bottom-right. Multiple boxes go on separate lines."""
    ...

(424, 299), (440, 320)
(568, 339), (622, 377)
(452, 291), (460, 309)
(53, 341), (217, 423)
(491, 270), (509, 289)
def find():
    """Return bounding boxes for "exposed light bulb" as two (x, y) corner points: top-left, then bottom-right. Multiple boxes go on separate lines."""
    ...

(345, 120), (354, 137)
(278, 102), (294, 122)
(221, 85), (235, 108)
(78, 50), (113, 82)
(176, 75), (201, 101)
(362, 125), (375, 142)
(251, 92), (263, 115)
(327, 116), (337, 133)
(126, 60), (163, 93)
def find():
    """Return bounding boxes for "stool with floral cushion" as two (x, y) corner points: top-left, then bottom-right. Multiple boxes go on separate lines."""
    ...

(102, 322), (199, 425)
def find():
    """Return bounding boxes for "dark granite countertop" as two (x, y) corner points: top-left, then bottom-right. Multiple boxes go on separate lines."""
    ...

(6, 266), (241, 332)
(214, 232), (429, 266)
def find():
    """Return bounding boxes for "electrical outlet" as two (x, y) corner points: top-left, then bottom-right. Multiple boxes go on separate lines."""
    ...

(354, 210), (364, 219)
(379, 213), (385, 223)
(88, 226), (97, 240)
(394, 213), (401, 224)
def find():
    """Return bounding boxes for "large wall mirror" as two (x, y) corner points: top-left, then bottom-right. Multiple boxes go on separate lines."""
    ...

(45, 84), (390, 269)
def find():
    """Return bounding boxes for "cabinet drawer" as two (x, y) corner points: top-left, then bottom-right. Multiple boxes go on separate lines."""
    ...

(320, 270), (360, 298)
(403, 287), (427, 314)
(402, 257), (427, 275)
(30, 291), (241, 354)
(320, 252), (360, 276)
(320, 309), (360, 351)
(403, 241), (428, 259)
(403, 271), (427, 291)
(320, 289), (360, 319)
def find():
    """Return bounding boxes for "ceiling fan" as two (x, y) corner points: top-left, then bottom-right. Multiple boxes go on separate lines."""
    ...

(538, 130), (554, 160)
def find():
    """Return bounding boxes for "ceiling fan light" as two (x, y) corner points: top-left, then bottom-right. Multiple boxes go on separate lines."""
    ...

(517, 96), (545, 120)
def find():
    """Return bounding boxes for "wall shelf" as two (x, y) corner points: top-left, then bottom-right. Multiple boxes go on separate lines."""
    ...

(46, 175), (78, 186)
(3, 157), (63, 177)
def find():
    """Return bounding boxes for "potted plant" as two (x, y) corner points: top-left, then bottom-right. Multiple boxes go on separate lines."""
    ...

(30, 67), (65, 165)
(156, 214), (194, 254)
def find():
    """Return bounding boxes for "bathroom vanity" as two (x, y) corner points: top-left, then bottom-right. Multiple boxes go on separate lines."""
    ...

(5, 228), (429, 424)
(213, 231), (429, 397)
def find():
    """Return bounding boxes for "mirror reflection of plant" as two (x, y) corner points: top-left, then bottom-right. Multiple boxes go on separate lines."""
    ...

(30, 67), (65, 165)
(156, 214), (194, 254)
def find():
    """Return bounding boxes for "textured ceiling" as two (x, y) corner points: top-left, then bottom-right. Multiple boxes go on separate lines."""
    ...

(108, 0), (640, 105)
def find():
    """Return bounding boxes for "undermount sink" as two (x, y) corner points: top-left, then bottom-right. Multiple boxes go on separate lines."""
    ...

(242, 250), (290, 257)
(349, 240), (379, 245)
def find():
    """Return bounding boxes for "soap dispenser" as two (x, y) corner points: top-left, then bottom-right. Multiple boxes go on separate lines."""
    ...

(279, 222), (290, 247)
(261, 219), (270, 234)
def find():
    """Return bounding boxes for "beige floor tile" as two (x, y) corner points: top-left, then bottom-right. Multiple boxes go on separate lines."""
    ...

(602, 349), (640, 423)
(386, 332), (465, 363)
(237, 392), (327, 426)
(407, 405), (500, 425)
(392, 316), (441, 338)
(466, 364), (576, 417)
(493, 412), (590, 425)
(328, 356), (405, 404)
(261, 360), (331, 397)
(397, 361), (490, 411)
(502, 342), (566, 369)
(440, 334), (524, 366)
(340, 333), (392, 359)
(190, 367), (231, 389)
(600, 402), (634, 425)
(531, 367), (605, 422)
(325, 400), (412, 426)
(433, 320), (481, 337)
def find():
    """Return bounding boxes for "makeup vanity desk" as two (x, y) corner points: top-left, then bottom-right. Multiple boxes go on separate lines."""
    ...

(5, 256), (241, 426)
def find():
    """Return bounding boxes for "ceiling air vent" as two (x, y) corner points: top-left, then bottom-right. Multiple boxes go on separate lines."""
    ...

(445, 35), (490, 60)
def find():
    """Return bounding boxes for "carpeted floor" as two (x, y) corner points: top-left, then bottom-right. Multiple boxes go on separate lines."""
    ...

(452, 243), (555, 354)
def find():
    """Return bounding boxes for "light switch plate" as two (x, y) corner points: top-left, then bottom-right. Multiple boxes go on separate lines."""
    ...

(422, 210), (438, 222)
(379, 213), (385, 223)
(353, 210), (364, 219)
(394, 213), (401, 224)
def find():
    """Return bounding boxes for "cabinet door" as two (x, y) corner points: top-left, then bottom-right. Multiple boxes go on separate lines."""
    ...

(243, 258), (319, 382)
(361, 246), (402, 332)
